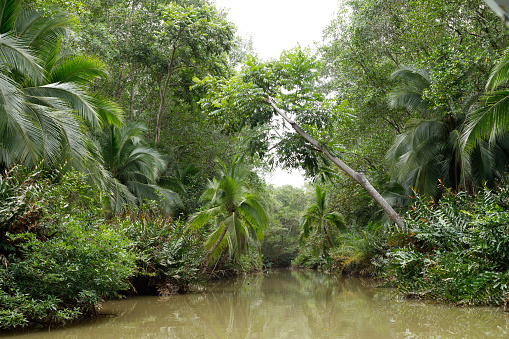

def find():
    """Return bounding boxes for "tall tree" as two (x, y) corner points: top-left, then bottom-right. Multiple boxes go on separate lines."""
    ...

(196, 48), (406, 231)
(77, 0), (235, 144)
(151, 2), (234, 144)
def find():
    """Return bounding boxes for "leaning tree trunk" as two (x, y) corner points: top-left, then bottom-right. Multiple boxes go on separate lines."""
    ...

(265, 95), (406, 232)
(202, 221), (230, 273)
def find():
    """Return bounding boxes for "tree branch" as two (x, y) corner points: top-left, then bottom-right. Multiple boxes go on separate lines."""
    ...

(264, 94), (406, 232)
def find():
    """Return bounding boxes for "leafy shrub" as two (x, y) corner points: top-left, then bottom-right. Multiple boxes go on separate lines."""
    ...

(330, 227), (388, 277)
(113, 208), (205, 295)
(0, 167), (136, 329)
(386, 186), (509, 306)
(292, 247), (332, 270)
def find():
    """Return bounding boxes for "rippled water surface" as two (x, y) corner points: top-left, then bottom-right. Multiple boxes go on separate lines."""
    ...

(6, 269), (509, 338)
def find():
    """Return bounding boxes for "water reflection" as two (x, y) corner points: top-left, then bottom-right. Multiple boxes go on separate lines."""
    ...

(7, 270), (509, 338)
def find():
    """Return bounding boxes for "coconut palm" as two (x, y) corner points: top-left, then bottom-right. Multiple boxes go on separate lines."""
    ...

(0, 0), (122, 169)
(187, 155), (268, 267)
(97, 121), (181, 213)
(387, 66), (509, 199)
(300, 185), (346, 257)
(464, 49), (509, 148)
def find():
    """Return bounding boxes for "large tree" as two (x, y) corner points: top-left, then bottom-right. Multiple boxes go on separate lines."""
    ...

(77, 0), (235, 144)
(196, 48), (406, 230)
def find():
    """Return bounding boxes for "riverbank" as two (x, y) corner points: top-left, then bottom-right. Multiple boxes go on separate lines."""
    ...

(4, 270), (509, 338)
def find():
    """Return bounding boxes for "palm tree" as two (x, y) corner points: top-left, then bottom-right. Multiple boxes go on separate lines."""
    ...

(97, 121), (181, 213)
(0, 0), (122, 169)
(300, 185), (346, 257)
(387, 66), (509, 198)
(187, 155), (268, 267)
(464, 49), (509, 148)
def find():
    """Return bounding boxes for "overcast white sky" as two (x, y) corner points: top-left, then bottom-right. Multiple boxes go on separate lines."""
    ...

(214, 0), (338, 60)
(213, 0), (338, 186)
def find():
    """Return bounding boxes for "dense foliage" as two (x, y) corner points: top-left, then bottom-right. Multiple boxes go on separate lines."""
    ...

(114, 210), (204, 295)
(261, 185), (308, 267)
(6, 0), (509, 332)
(0, 167), (136, 329)
(386, 186), (509, 306)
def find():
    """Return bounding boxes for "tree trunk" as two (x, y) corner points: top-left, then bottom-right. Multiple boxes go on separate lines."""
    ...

(155, 96), (165, 145)
(203, 222), (229, 270)
(265, 95), (406, 232)
(217, 247), (229, 271)
(114, 1), (136, 103)
(128, 65), (136, 120)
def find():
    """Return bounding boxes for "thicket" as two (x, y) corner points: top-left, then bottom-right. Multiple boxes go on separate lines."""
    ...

(0, 167), (136, 329)
(386, 185), (509, 306)
(292, 181), (509, 307)
(0, 167), (210, 331)
(113, 209), (205, 295)
(261, 185), (308, 267)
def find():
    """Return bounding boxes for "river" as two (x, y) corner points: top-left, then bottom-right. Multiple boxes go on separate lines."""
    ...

(6, 269), (509, 338)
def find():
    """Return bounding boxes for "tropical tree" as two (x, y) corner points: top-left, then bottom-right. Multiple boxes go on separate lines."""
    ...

(97, 121), (181, 213)
(387, 67), (509, 199)
(464, 49), (509, 148)
(300, 185), (346, 257)
(0, 0), (122, 170)
(187, 155), (268, 268)
(196, 47), (406, 231)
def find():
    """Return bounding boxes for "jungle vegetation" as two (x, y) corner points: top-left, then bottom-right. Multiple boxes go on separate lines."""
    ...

(3, 0), (509, 331)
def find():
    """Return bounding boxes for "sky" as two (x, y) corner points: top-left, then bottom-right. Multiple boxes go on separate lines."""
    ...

(213, 0), (339, 186)
(214, 0), (339, 60)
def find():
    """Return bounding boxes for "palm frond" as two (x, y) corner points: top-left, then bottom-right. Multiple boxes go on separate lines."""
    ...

(204, 221), (228, 260)
(89, 94), (123, 127)
(486, 49), (509, 91)
(463, 90), (509, 148)
(324, 212), (346, 231)
(49, 54), (107, 85)
(15, 9), (70, 59)
(239, 195), (268, 229)
(389, 66), (431, 111)
(25, 82), (101, 128)
(0, 32), (42, 83)
(186, 205), (225, 232)
(0, 0), (20, 34)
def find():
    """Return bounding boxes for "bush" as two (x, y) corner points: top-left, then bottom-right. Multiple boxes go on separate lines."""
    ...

(330, 226), (388, 277)
(386, 186), (509, 306)
(113, 208), (205, 295)
(0, 167), (136, 329)
(292, 247), (332, 270)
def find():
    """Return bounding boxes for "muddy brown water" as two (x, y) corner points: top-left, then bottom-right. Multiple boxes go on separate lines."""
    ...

(5, 269), (509, 338)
